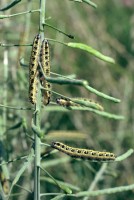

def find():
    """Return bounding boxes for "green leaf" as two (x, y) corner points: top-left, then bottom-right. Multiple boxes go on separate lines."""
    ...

(67, 42), (115, 64)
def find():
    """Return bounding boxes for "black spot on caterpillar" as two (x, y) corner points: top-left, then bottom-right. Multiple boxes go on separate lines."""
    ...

(56, 97), (104, 111)
(29, 34), (41, 104)
(40, 39), (51, 105)
(51, 142), (115, 161)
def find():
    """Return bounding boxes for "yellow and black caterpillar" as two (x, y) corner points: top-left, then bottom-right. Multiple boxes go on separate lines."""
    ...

(56, 97), (104, 111)
(29, 35), (51, 105)
(56, 97), (76, 107)
(29, 34), (41, 104)
(51, 142), (115, 161)
(40, 39), (51, 105)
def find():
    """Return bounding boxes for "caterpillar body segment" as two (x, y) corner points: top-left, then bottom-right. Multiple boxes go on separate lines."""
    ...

(29, 73), (38, 104)
(39, 39), (51, 105)
(42, 80), (51, 105)
(51, 142), (115, 161)
(29, 34), (41, 104)
(40, 39), (50, 76)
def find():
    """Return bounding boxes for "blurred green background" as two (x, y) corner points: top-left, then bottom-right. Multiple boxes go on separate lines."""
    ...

(0, 0), (134, 199)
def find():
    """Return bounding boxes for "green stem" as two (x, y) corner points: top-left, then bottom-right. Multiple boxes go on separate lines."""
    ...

(0, 0), (21, 11)
(0, 43), (32, 47)
(115, 149), (133, 162)
(44, 23), (74, 39)
(40, 183), (134, 198)
(34, 1), (46, 200)
(75, 183), (134, 197)
(34, 88), (42, 200)
(38, 61), (120, 103)
(42, 76), (121, 103)
(83, 163), (108, 200)
(0, 155), (29, 166)
(0, 104), (33, 110)
(69, 0), (82, 2)
(0, 9), (40, 19)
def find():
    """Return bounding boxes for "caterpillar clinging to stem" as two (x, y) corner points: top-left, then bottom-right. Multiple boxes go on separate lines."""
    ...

(29, 34), (41, 104)
(40, 39), (51, 105)
(51, 142), (115, 161)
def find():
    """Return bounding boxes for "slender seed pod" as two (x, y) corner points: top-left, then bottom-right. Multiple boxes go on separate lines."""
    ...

(72, 98), (104, 111)
(29, 34), (41, 104)
(51, 142), (115, 161)
(40, 39), (51, 105)
(56, 97), (104, 111)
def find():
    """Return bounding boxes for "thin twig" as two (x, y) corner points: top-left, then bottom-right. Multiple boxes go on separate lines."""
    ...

(0, 9), (40, 19)
(83, 163), (108, 200)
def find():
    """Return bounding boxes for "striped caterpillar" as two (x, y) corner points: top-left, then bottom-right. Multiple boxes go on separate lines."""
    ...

(29, 34), (41, 104)
(39, 39), (51, 105)
(51, 142), (115, 161)
(56, 97), (104, 111)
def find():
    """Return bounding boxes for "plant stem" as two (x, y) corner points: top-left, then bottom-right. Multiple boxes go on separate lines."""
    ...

(83, 163), (108, 200)
(1, 49), (10, 198)
(0, 0), (21, 11)
(0, 9), (40, 19)
(44, 23), (74, 39)
(34, 106), (41, 200)
(34, 1), (46, 200)
(33, 86), (42, 200)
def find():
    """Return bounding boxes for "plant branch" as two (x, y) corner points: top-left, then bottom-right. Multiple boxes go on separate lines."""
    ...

(0, 0), (21, 11)
(0, 9), (40, 19)
(44, 23), (74, 39)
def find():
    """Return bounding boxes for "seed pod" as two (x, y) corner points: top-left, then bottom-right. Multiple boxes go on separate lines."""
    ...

(56, 97), (104, 111)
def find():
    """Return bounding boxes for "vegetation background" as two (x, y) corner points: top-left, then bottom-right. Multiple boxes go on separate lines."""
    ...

(0, 0), (134, 199)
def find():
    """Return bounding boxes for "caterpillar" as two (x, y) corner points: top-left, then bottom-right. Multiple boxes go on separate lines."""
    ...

(29, 34), (41, 104)
(56, 97), (104, 111)
(39, 39), (51, 105)
(56, 97), (76, 107)
(51, 142), (115, 161)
